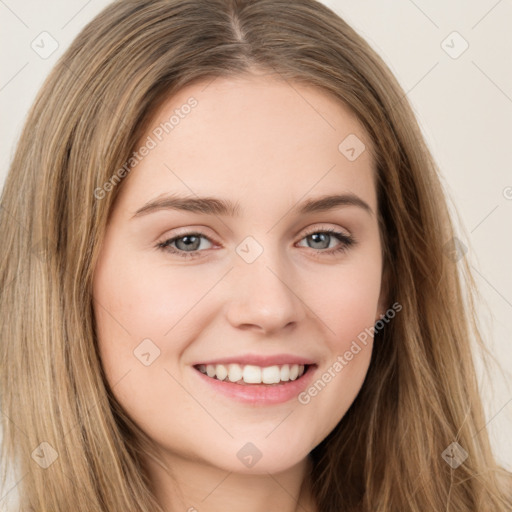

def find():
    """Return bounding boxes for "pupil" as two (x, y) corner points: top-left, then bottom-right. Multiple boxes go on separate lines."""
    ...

(177, 235), (200, 251)
(310, 233), (328, 249)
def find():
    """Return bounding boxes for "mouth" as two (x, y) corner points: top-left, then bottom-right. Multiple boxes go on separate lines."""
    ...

(193, 363), (316, 386)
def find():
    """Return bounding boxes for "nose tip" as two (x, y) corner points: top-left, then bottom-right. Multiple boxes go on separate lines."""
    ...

(224, 260), (304, 334)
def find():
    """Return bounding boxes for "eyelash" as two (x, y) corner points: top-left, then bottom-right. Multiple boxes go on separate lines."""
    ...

(156, 227), (355, 260)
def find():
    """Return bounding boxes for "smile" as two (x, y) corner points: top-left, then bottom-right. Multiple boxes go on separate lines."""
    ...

(195, 363), (308, 385)
(192, 362), (318, 405)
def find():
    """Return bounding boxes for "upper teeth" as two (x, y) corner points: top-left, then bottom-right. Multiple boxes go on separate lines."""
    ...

(197, 363), (306, 384)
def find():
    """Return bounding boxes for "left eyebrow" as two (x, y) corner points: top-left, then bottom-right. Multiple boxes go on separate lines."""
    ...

(297, 193), (373, 216)
(130, 192), (374, 219)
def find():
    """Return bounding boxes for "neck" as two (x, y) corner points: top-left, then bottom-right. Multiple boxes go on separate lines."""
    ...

(146, 452), (316, 512)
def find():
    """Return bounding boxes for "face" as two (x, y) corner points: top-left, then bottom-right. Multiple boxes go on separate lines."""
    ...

(92, 72), (386, 475)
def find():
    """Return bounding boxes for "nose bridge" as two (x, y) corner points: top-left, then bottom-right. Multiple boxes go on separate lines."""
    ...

(225, 236), (304, 332)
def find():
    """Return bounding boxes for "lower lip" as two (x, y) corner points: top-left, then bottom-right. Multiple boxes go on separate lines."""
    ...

(192, 365), (318, 405)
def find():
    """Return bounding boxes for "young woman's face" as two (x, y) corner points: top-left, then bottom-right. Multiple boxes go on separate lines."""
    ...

(93, 73), (386, 475)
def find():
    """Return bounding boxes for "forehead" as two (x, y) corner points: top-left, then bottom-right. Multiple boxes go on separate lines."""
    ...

(117, 74), (376, 214)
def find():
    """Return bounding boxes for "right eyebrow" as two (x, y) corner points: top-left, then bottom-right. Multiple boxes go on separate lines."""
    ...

(131, 194), (241, 219)
(130, 192), (374, 220)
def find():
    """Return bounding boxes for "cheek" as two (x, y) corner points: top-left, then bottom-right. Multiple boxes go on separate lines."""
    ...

(315, 251), (383, 350)
(92, 254), (214, 358)
(91, 252), (226, 418)
(295, 252), (381, 441)
(91, 255), (211, 446)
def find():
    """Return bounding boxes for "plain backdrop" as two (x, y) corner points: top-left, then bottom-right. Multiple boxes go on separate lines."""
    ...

(1, 0), (511, 504)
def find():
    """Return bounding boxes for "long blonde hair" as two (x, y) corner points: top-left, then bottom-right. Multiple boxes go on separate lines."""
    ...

(1, 0), (510, 510)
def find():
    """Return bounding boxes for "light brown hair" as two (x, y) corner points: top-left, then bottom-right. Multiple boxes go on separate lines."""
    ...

(1, 0), (511, 510)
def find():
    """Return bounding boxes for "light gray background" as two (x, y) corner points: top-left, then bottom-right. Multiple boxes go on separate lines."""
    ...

(1, 0), (511, 503)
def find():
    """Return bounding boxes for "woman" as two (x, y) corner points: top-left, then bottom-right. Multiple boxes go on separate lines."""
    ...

(1, 0), (510, 510)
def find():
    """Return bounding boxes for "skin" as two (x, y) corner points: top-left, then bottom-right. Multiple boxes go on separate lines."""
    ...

(92, 70), (386, 512)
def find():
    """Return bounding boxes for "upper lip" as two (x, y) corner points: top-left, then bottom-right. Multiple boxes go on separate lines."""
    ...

(192, 354), (317, 367)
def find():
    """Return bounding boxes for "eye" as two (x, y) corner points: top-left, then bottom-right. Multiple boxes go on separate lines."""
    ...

(156, 227), (355, 259)
(156, 232), (215, 259)
(296, 227), (355, 256)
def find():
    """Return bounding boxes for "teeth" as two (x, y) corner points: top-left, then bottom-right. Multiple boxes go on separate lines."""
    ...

(199, 363), (307, 384)
(243, 365), (262, 384)
(289, 364), (299, 380)
(216, 364), (228, 381)
(228, 363), (243, 382)
(280, 364), (290, 381)
(262, 365), (280, 384)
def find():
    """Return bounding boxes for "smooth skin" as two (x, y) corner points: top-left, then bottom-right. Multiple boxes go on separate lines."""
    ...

(92, 70), (386, 512)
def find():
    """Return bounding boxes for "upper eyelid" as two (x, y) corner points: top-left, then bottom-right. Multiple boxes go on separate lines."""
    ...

(160, 225), (352, 250)
(162, 224), (351, 243)
(301, 225), (350, 237)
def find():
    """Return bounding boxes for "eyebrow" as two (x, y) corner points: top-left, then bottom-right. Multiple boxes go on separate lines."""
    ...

(130, 192), (373, 219)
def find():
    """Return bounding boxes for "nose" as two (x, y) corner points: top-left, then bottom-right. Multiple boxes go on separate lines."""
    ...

(224, 248), (305, 335)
